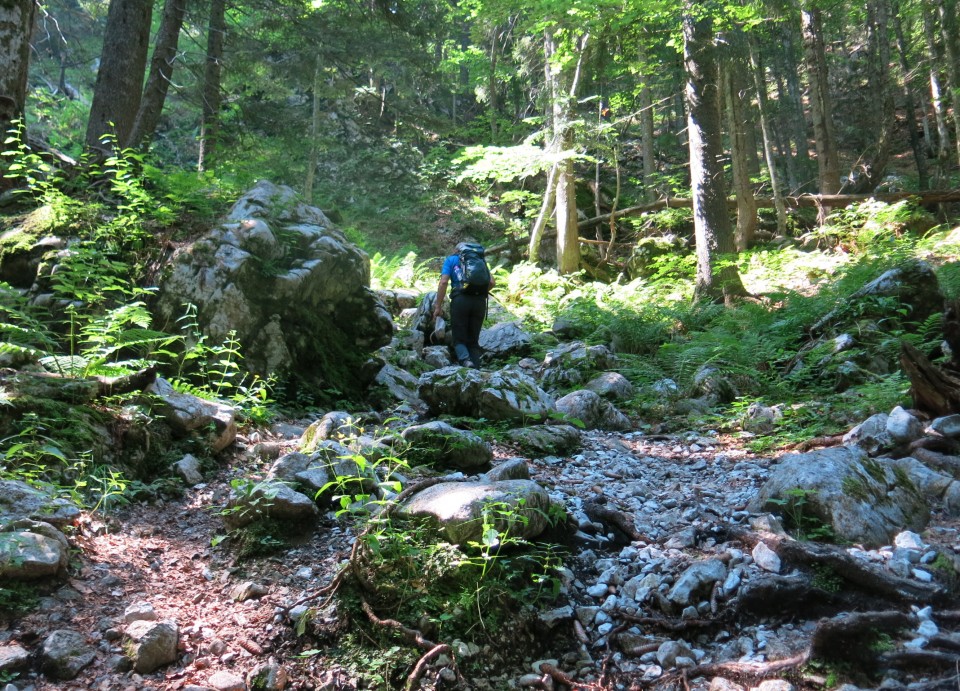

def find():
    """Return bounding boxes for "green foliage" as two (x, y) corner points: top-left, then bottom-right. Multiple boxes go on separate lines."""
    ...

(767, 488), (836, 542)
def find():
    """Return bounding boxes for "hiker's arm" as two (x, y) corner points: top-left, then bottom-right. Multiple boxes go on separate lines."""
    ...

(434, 275), (449, 318)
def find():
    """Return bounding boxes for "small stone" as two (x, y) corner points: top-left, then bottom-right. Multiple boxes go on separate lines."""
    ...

(912, 569), (933, 583)
(751, 542), (781, 573)
(918, 620), (939, 637)
(123, 601), (157, 623)
(229, 581), (268, 602)
(895, 531), (926, 550)
(208, 670), (246, 691)
(586, 583), (610, 598)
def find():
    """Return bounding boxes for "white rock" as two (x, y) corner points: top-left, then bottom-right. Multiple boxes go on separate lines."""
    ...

(752, 542), (781, 573)
(894, 531), (926, 550)
(917, 620), (939, 637)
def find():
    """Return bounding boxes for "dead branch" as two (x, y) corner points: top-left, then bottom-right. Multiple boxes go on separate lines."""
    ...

(617, 612), (720, 632)
(361, 598), (436, 650)
(785, 434), (845, 452)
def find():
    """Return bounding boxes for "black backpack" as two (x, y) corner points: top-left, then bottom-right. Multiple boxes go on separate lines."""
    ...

(457, 243), (491, 295)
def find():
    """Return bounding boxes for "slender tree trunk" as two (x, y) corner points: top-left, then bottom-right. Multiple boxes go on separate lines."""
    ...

(893, 0), (929, 190)
(937, 0), (960, 168)
(305, 58), (321, 203)
(723, 44), (758, 251)
(85, 0), (153, 151)
(801, 3), (842, 197)
(778, 25), (814, 191)
(528, 163), (559, 263)
(198, 0), (226, 172)
(638, 44), (657, 202)
(683, 3), (747, 304)
(0, 0), (36, 146)
(544, 28), (582, 275)
(488, 24), (501, 143)
(749, 38), (788, 236)
(848, 0), (895, 192)
(130, 0), (188, 149)
(923, 7), (951, 186)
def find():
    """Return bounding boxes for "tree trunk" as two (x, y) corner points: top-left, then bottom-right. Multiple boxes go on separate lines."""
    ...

(723, 36), (758, 251)
(305, 58), (321, 203)
(683, 3), (747, 304)
(528, 163), (559, 263)
(129, 0), (188, 149)
(544, 28), (582, 275)
(801, 4), (842, 197)
(937, 0), (960, 168)
(0, 0), (36, 147)
(777, 25), (814, 192)
(84, 0), (153, 151)
(893, 0), (930, 191)
(198, 0), (226, 172)
(923, 6), (952, 186)
(846, 0), (895, 192)
(639, 44), (657, 203)
(749, 38), (789, 236)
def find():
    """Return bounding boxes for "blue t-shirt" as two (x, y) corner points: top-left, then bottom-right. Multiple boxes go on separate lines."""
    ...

(441, 254), (464, 290)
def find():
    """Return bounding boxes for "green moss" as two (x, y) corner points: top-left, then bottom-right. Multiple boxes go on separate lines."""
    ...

(841, 475), (871, 502)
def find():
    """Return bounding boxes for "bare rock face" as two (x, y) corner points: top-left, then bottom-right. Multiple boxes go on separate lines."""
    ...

(155, 180), (393, 395)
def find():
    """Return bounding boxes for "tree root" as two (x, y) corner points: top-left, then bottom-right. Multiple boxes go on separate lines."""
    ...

(405, 642), (452, 691)
(674, 651), (811, 686)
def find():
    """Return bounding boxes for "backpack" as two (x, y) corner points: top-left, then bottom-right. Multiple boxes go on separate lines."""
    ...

(457, 243), (491, 296)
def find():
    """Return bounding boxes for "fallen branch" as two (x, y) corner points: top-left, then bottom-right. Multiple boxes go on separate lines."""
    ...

(361, 598), (436, 650)
(672, 651), (811, 685)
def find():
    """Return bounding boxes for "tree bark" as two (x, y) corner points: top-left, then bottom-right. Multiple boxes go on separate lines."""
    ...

(776, 24), (814, 192)
(305, 57), (321, 203)
(937, 0), (960, 168)
(749, 38), (788, 236)
(923, 6), (952, 186)
(683, 3), (748, 304)
(801, 3), (842, 197)
(893, 0), (930, 191)
(198, 0), (226, 172)
(723, 34), (758, 251)
(638, 44), (657, 203)
(528, 163), (559, 263)
(846, 0), (895, 192)
(0, 0), (36, 146)
(84, 0), (153, 151)
(129, 0), (188, 149)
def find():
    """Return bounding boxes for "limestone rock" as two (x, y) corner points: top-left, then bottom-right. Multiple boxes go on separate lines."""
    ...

(478, 321), (533, 360)
(0, 521), (69, 579)
(399, 479), (557, 545)
(418, 366), (555, 421)
(0, 480), (80, 528)
(222, 481), (320, 530)
(401, 421), (493, 470)
(668, 559), (728, 605)
(555, 389), (631, 431)
(146, 377), (237, 453)
(125, 619), (179, 673)
(749, 446), (929, 546)
(40, 629), (95, 680)
(585, 372), (635, 401)
(506, 424), (582, 457)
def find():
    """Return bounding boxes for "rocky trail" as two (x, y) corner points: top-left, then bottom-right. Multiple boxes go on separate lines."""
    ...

(4, 412), (960, 691)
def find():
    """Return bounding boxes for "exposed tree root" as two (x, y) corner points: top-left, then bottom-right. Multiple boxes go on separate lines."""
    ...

(405, 642), (452, 691)
(810, 610), (916, 661)
(785, 434), (845, 452)
(584, 500), (649, 543)
(675, 651), (811, 686)
(879, 650), (960, 669)
(540, 661), (602, 690)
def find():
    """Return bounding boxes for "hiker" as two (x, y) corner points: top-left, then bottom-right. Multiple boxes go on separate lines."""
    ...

(433, 242), (494, 369)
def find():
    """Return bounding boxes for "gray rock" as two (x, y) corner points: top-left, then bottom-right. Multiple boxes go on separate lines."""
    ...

(752, 542), (782, 573)
(401, 421), (492, 470)
(0, 522), (69, 579)
(887, 406), (924, 444)
(506, 424), (581, 457)
(208, 670), (246, 691)
(0, 644), (29, 672)
(374, 363), (423, 405)
(155, 181), (393, 390)
(173, 453), (204, 486)
(927, 414), (960, 438)
(888, 457), (957, 512)
(668, 559), (728, 605)
(656, 639), (695, 669)
(125, 619), (178, 673)
(247, 660), (288, 691)
(555, 389), (631, 431)
(229, 581), (268, 601)
(0, 480), (80, 528)
(40, 629), (96, 680)
(300, 411), (358, 449)
(399, 479), (557, 545)
(418, 366), (555, 421)
(123, 601), (157, 623)
(422, 345), (453, 369)
(585, 372), (635, 401)
(479, 321), (533, 359)
(485, 458), (530, 482)
(843, 413), (891, 456)
(749, 446), (929, 547)
(222, 480), (320, 530)
(146, 377), (237, 453)
(268, 443), (376, 501)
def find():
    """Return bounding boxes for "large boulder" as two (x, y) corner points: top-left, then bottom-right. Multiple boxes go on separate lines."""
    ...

(0, 520), (70, 580)
(479, 321), (533, 360)
(145, 377), (237, 453)
(399, 479), (556, 545)
(155, 180), (393, 395)
(555, 389), (632, 431)
(507, 424), (582, 457)
(417, 366), (555, 421)
(0, 480), (80, 528)
(401, 421), (493, 470)
(749, 446), (929, 546)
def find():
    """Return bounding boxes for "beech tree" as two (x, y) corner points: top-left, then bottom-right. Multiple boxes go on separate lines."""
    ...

(85, 0), (153, 150)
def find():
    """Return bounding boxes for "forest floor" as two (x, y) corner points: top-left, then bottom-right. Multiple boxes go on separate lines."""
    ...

(4, 418), (960, 691)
